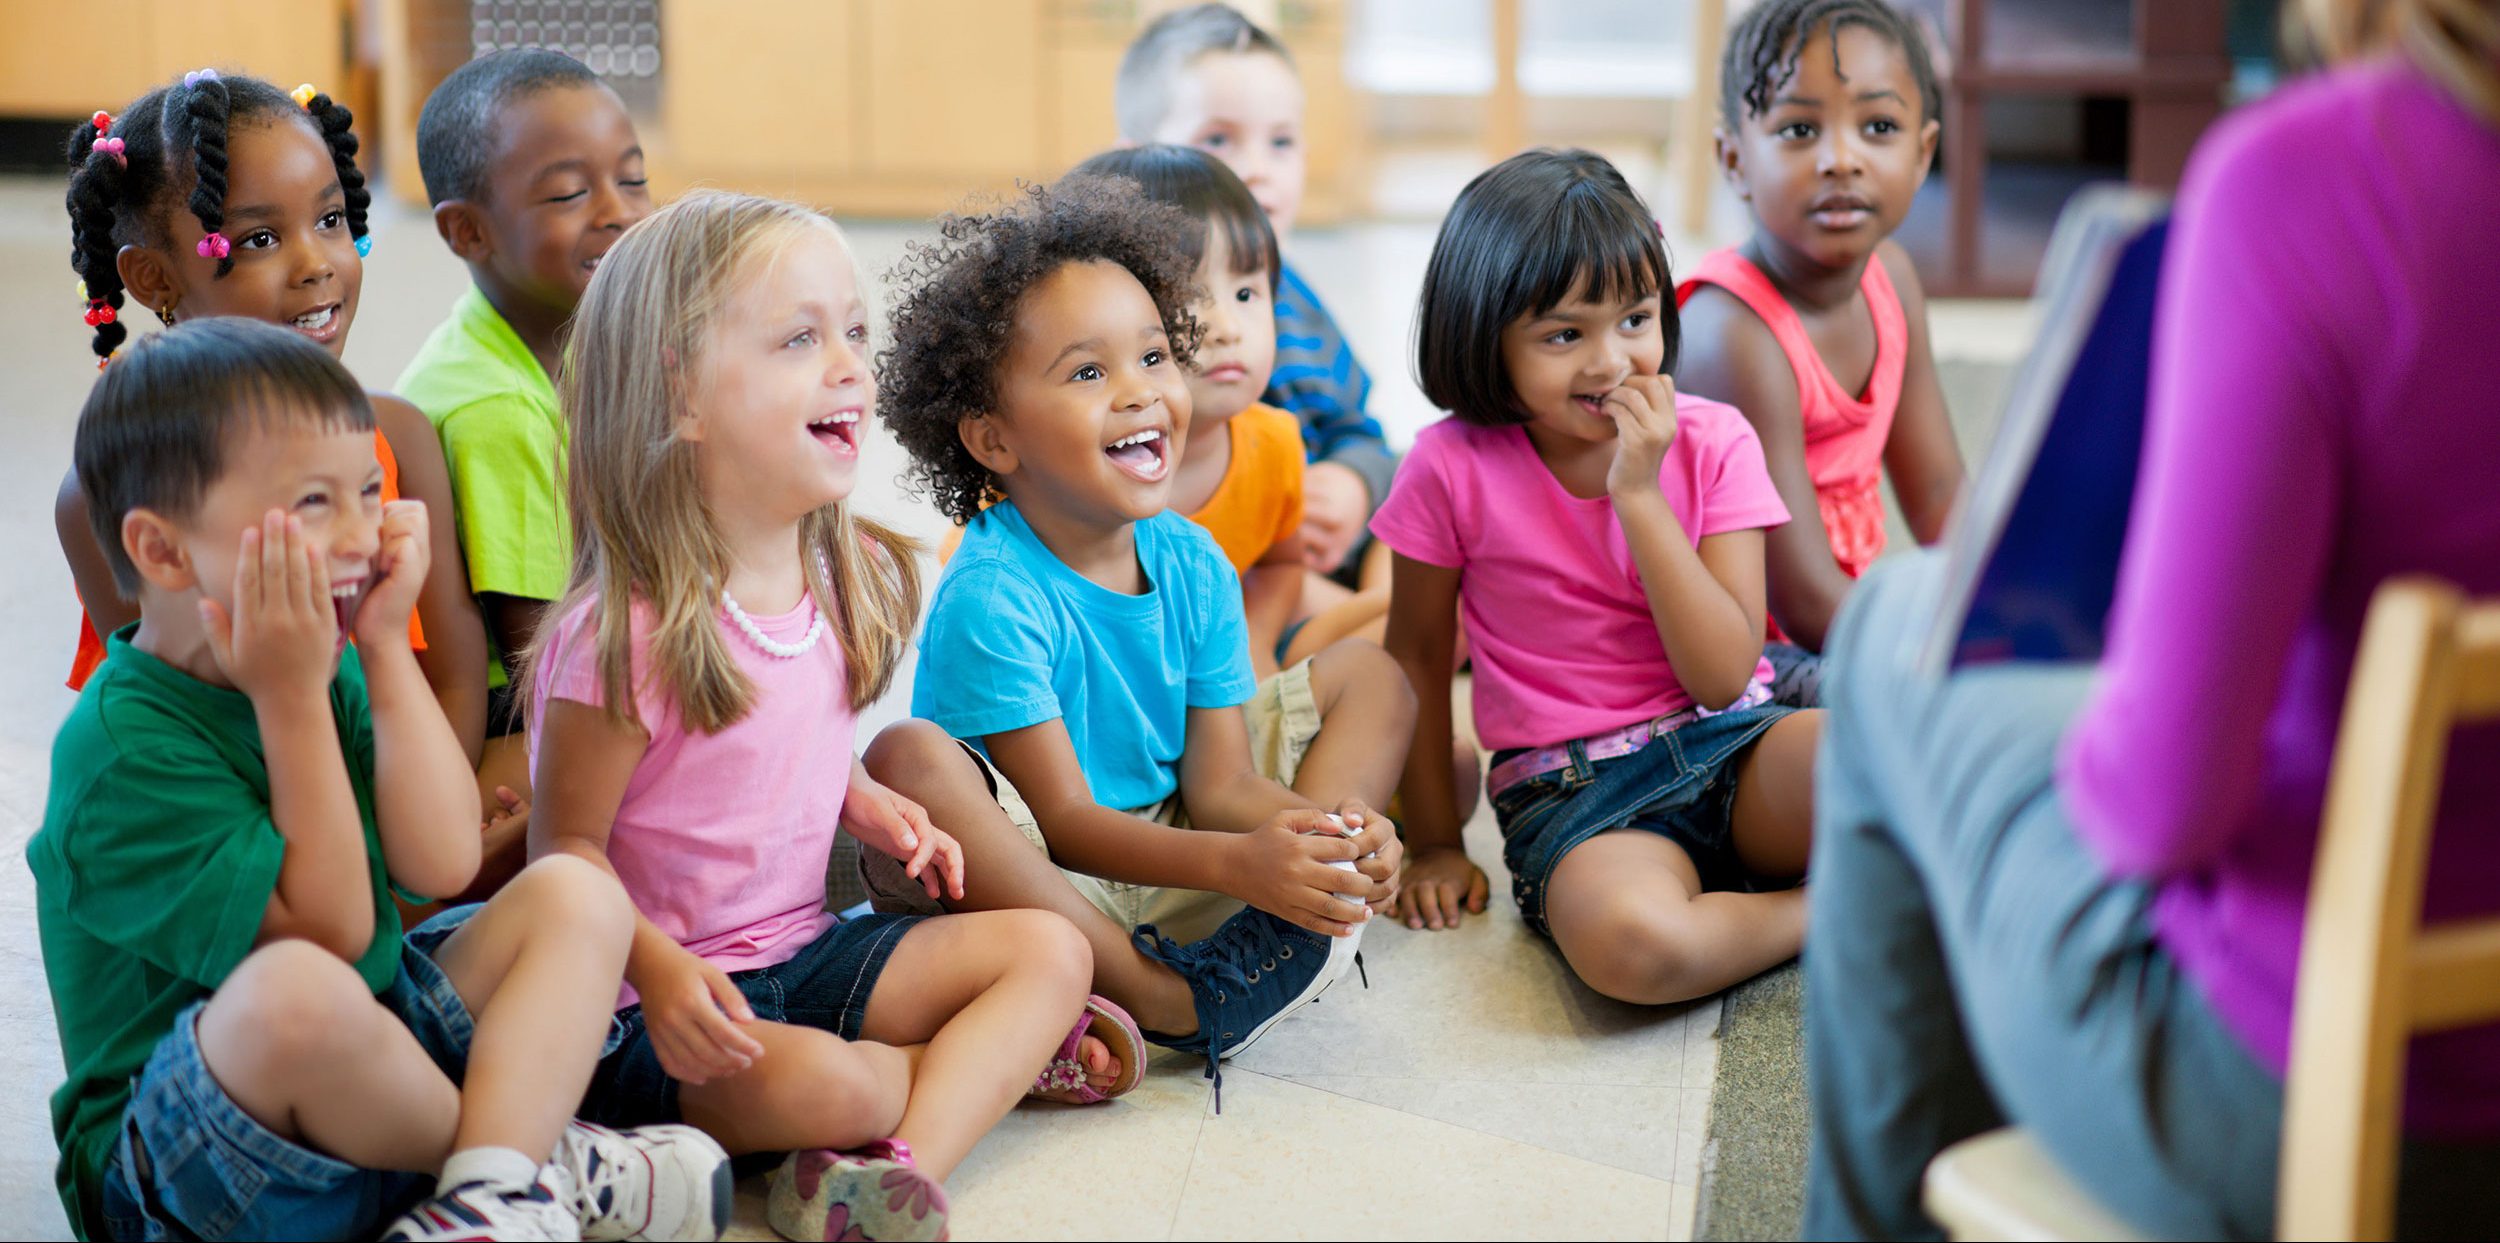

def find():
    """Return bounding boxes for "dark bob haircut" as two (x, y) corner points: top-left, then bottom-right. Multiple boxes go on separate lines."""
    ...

(1069, 144), (1280, 294)
(76, 317), (374, 596)
(878, 176), (1204, 524)
(1414, 148), (1676, 426)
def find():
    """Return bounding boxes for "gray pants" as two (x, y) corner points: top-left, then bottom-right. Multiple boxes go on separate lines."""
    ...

(1802, 551), (2500, 1241)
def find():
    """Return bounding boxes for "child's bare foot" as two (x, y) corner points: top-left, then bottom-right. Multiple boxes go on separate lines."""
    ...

(1028, 995), (1145, 1104)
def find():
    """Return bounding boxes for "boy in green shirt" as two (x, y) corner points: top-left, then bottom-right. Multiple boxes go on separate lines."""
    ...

(398, 49), (654, 713)
(33, 320), (726, 1242)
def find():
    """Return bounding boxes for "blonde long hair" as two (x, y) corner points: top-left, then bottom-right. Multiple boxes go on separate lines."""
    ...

(2290, 0), (2500, 124)
(527, 190), (923, 734)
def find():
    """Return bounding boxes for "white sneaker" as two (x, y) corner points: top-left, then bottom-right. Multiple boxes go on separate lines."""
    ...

(380, 1168), (582, 1241)
(556, 1120), (733, 1242)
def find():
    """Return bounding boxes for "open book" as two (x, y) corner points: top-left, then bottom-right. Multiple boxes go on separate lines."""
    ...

(1920, 187), (2173, 674)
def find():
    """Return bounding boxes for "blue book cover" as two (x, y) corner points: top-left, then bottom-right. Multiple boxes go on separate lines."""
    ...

(1923, 189), (2172, 673)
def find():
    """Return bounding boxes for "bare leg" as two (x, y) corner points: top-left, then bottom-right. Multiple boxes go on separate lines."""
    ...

(1283, 639), (1418, 812)
(426, 854), (635, 1160)
(1543, 831), (1806, 1005)
(1729, 711), (1821, 879)
(677, 1023), (917, 1156)
(193, 940), (462, 1172)
(864, 721), (1199, 1036)
(852, 910), (1094, 1178)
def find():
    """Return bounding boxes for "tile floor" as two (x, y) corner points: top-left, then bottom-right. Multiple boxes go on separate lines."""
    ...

(0, 172), (2032, 1239)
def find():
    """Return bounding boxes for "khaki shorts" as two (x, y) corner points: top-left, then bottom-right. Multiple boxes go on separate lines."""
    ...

(862, 660), (1326, 947)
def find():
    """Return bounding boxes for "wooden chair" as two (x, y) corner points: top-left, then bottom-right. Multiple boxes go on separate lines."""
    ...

(1922, 577), (2500, 1241)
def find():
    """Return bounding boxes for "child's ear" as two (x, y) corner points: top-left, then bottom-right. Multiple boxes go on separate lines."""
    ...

(1914, 117), (1942, 182)
(117, 244), (179, 321)
(1714, 128), (1750, 202)
(434, 201), (492, 262)
(958, 413), (1018, 476)
(122, 509), (196, 594)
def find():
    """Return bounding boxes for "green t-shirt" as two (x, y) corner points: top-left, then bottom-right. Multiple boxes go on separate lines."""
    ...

(28, 630), (400, 1241)
(396, 286), (568, 685)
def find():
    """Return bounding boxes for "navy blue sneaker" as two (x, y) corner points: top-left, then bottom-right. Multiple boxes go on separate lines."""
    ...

(1134, 904), (1365, 1108)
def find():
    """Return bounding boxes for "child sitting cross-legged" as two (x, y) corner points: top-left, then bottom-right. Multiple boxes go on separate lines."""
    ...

(862, 176), (1414, 1101)
(32, 318), (729, 1243)
(524, 192), (1121, 1243)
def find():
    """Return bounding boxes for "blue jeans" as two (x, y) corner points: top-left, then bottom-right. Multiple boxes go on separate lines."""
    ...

(1803, 551), (2499, 1240)
(1490, 702), (1796, 937)
(96, 908), (486, 1242)
(584, 913), (921, 1127)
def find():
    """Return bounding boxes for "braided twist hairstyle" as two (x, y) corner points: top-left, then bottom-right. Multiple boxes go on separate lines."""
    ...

(1718, 0), (1941, 132)
(64, 72), (374, 363)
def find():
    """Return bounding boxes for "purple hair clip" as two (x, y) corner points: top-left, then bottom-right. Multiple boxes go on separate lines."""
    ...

(182, 68), (220, 89)
(196, 232), (231, 260)
(94, 137), (125, 166)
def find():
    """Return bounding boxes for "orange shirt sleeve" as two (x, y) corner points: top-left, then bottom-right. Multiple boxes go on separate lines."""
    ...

(373, 430), (428, 653)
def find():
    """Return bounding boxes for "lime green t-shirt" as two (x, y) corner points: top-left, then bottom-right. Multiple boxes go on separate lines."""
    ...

(396, 287), (568, 685)
(28, 630), (400, 1241)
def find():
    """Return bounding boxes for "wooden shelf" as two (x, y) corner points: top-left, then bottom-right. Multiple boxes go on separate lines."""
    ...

(1899, 0), (2228, 296)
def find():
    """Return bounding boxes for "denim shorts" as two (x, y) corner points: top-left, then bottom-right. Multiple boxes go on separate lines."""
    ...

(1491, 703), (1796, 937)
(95, 906), (487, 1242)
(583, 913), (922, 1128)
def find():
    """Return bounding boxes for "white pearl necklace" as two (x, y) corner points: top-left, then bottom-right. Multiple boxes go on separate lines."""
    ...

(721, 586), (826, 659)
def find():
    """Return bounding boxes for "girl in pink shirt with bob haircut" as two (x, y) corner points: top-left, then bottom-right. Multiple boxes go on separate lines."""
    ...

(1374, 149), (1823, 1006)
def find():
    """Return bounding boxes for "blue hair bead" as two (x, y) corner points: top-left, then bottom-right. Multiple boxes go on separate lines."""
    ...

(354, 234), (374, 258)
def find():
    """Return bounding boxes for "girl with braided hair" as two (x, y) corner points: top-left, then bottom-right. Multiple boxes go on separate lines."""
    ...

(1673, 0), (1967, 708)
(58, 70), (514, 897)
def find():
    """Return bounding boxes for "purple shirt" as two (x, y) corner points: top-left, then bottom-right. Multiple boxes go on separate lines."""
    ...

(2059, 59), (2500, 1138)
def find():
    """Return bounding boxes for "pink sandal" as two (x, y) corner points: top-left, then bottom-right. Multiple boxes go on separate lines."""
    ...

(1028, 994), (1144, 1105)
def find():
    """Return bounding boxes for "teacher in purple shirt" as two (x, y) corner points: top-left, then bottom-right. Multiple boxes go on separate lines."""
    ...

(1800, 2), (2500, 1237)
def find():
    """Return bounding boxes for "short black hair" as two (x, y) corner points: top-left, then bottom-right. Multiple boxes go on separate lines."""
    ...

(1069, 145), (1279, 293)
(76, 318), (374, 596)
(1720, 0), (1941, 131)
(1415, 148), (1676, 427)
(67, 72), (372, 364)
(1115, 3), (1296, 141)
(879, 177), (1204, 524)
(416, 49), (606, 205)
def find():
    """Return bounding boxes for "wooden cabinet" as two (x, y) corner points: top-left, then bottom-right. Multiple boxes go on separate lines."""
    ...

(0, 0), (346, 119)
(368, 0), (1354, 220)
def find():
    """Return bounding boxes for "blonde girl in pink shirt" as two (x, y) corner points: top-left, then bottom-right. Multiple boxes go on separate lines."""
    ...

(525, 192), (1141, 1243)
(1375, 150), (1822, 1006)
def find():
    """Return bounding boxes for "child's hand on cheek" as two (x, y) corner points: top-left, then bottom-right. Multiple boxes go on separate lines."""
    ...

(355, 499), (431, 649)
(1603, 374), (1680, 499)
(199, 509), (339, 704)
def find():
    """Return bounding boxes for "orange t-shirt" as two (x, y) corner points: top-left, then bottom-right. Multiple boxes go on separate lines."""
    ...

(1187, 405), (1306, 574)
(67, 429), (426, 690)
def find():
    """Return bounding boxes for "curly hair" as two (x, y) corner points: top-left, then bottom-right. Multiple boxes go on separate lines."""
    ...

(68, 72), (372, 364)
(878, 176), (1205, 524)
(1719, 0), (1941, 131)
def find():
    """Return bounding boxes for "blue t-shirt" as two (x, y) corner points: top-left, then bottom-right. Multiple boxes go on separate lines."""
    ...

(914, 502), (1257, 811)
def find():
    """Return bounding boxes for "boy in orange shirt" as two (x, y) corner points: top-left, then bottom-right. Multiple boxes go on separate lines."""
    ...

(1071, 146), (1307, 678)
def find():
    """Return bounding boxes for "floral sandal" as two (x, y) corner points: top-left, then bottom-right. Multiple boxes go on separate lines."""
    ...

(1027, 994), (1145, 1105)
(766, 1139), (948, 1242)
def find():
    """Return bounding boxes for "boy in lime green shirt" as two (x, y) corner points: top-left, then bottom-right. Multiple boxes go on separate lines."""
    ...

(35, 319), (725, 1241)
(399, 49), (652, 688)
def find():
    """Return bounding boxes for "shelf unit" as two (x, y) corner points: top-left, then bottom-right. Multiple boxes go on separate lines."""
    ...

(1905, 0), (2230, 296)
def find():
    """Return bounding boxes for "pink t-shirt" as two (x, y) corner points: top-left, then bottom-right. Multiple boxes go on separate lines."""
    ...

(1370, 395), (1791, 753)
(531, 591), (851, 1007)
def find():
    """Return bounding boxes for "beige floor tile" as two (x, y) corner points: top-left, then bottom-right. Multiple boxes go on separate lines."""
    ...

(1169, 1069), (1676, 1241)
(1274, 1075), (1685, 1183)
(1674, 1086), (1712, 1186)
(1668, 1180), (1699, 1243)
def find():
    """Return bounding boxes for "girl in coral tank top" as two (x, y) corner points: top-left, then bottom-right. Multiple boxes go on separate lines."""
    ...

(1676, 0), (1967, 705)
